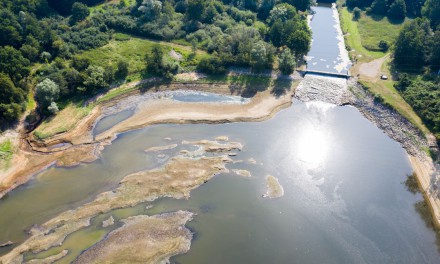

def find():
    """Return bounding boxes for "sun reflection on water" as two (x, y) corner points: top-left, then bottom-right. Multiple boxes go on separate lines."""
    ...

(295, 101), (333, 167)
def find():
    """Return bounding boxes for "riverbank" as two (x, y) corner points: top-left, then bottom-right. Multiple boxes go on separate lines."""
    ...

(349, 72), (440, 228)
(0, 79), (298, 200)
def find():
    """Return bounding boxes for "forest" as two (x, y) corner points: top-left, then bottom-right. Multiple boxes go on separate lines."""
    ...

(0, 0), (312, 125)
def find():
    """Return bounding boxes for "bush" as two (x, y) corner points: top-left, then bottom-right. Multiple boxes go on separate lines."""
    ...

(378, 40), (389, 51)
(353, 7), (362, 20)
(197, 56), (227, 74)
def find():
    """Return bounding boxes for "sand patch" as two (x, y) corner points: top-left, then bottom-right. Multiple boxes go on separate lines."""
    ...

(144, 144), (178, 153)
(264, 175), (284, 198)
(75, 211), (193, 264)
(232, 169), (251, 177)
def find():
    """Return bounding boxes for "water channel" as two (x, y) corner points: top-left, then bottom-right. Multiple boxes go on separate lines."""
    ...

(1, 4), (439, 264)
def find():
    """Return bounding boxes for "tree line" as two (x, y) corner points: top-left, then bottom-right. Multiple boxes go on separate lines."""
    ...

(0, 0), (313, 125)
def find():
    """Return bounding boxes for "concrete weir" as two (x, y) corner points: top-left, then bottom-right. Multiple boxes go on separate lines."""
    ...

(304, 70), (350, 79)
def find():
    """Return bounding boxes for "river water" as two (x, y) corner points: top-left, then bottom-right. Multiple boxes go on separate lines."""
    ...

(1, 4), (440, 264)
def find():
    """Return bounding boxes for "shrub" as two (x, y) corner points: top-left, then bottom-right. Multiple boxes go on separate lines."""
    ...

(353, 7), (361, 20)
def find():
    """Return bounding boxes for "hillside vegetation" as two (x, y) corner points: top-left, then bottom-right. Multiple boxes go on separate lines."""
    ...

(0, 0), (312, 127)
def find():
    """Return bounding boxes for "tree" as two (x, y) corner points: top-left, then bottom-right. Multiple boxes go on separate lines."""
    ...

(378, 40), (389, 51)
(0, 46), (30, 84)
(388, 0), (407, 20)
(0, 10), (22, 48)
(394, 18), (431, 70)
(258, 0), (276, 20)
(116, 60), (129, 79)
(71, 2), (90, 24)
(83, 65), (108, 92)
(186, 0), (205, 21)
(284, 0), (311, 11)
(146, 45), (164, 74)
(47, 102), (59, 114)
(269, 20), (284, 47)
(197, 56), (227, 74)
(422, 0), (440, 28)
(0, 73), (25, 106)
(0, 73), (25, 122)
(267, 3), (297, 25)
(279, 48), (296, 75)
(430, 29), (440, 72)
(286, 28), (311, 58)
(138, 0), (162, 21)
(35, 78), (60, 111)
(371, 0), (388, 15)
(250, 41), (268, 72)
(40, 51), (52, 62)
(353, 7), (362, 20)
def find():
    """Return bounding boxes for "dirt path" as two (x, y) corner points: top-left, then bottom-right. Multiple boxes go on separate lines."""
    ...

(357, 54), (389, 80)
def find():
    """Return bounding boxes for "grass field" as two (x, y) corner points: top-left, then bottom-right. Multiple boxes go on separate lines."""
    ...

(77, 35), (209, 81)
(357, 14), (405, 51)
(339, 8), (385, 61)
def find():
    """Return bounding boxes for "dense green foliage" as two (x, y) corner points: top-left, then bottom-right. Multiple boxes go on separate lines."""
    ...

(278, 48), (296, 75)
(0, 0), (312, 125)
(346, 0), (427, 18)
(394, 18), (439, 72)
(396, 76), (440, 139)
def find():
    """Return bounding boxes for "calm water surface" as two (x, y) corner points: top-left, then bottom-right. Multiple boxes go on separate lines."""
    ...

(1, 4), (439, 264)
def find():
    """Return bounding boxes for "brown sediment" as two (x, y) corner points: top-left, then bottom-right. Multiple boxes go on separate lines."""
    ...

(74, 211), (193, 264)
(408, 155), (440, 228)
(27, 250), (69, 264)
(264, 175), (284, 199)
(0, 141), (237, 263)
(182, 140), (243, 153)
(0, 82), (297, 199)
(144, 144), (178, 153)
(215, 136), (229, 142)
(232, 169), (251, 177)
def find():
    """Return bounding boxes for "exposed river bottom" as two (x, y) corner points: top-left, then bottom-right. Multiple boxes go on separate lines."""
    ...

(1, 81), (440, 263)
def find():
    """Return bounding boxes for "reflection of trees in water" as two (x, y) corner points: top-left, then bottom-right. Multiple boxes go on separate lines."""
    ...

(404, 173), (440, 252)
(404, 173), (420, 194)
(414, 198), (440, 252)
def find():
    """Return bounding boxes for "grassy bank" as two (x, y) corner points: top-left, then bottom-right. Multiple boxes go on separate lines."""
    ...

(77, 35), (209, 82)
(33, 102), (92, 140)
(0, 140), (13, 169)
(339, 7), (385, 61)
(339, 7), (405, 61)
(358, 58), (430, 136)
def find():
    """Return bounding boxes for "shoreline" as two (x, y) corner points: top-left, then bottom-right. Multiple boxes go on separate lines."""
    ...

(408, 156), (440, 228)
(0, 81), (298, 200)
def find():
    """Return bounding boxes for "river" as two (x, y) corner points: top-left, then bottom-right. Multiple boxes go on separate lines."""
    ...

(1, 4), (439, 264)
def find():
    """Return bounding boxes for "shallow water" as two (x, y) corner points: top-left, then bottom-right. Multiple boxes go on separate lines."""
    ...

(1, 4), (439, 263)
(1, 100), (439, 263)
